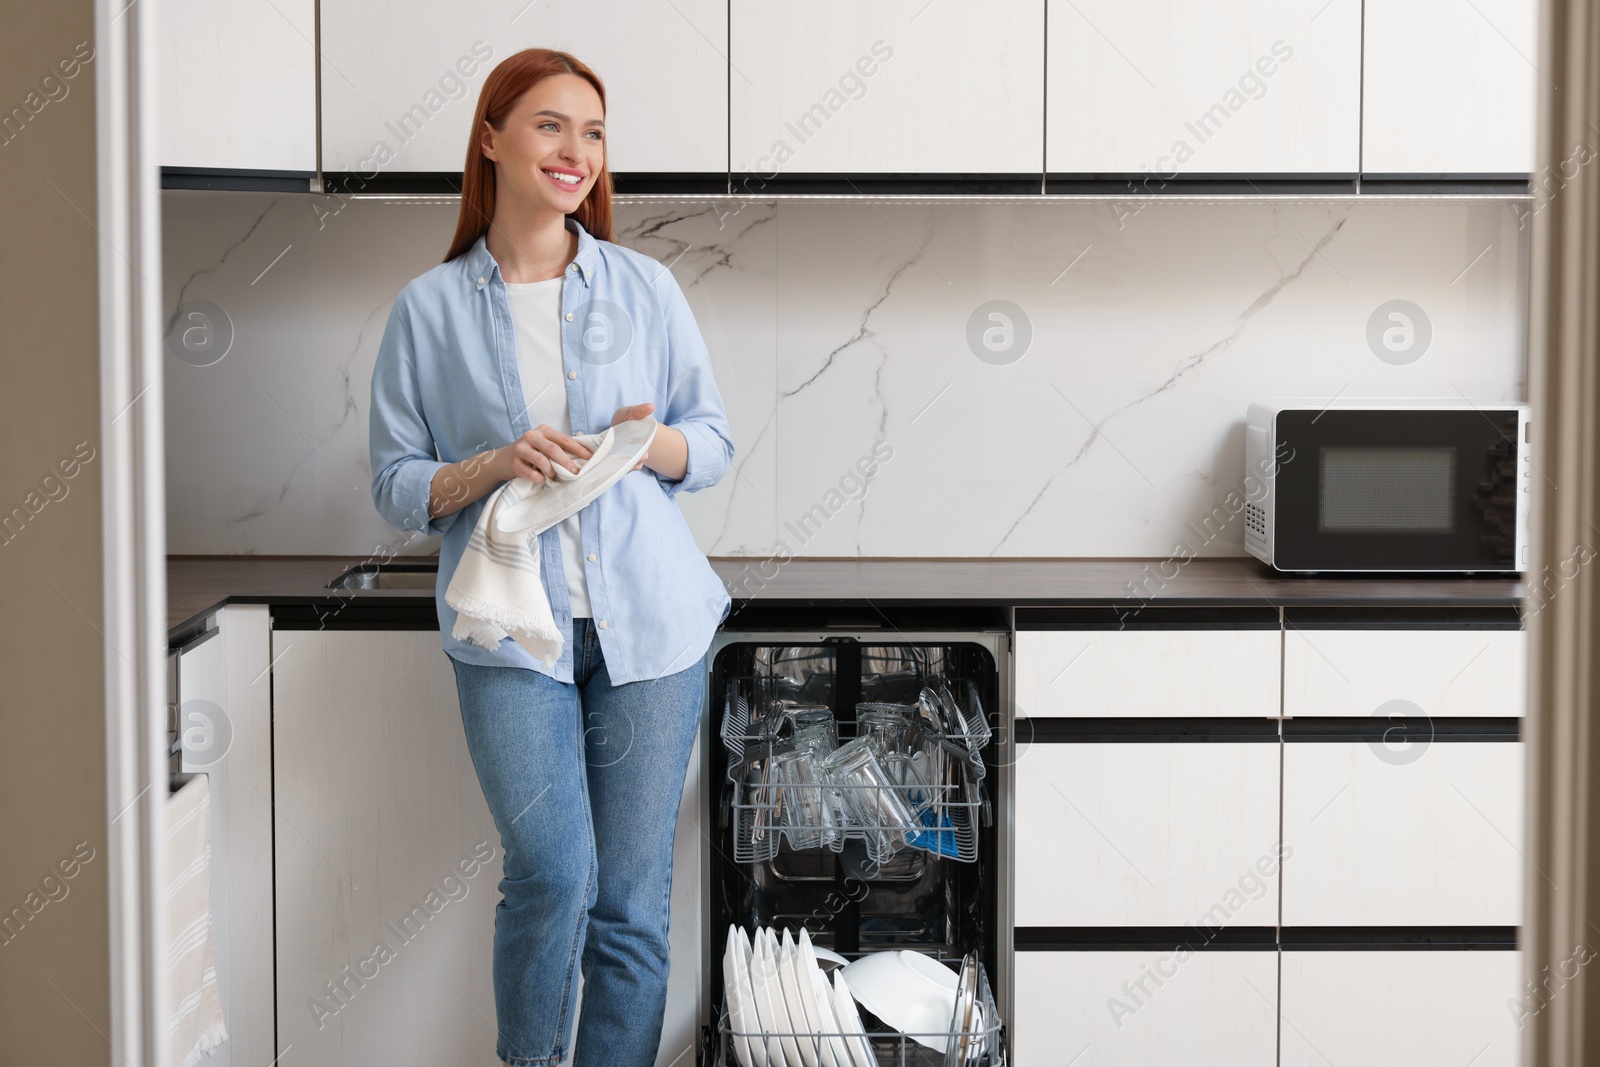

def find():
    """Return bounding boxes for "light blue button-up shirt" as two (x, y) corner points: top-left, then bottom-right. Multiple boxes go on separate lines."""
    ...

(369, 216), (734, 684)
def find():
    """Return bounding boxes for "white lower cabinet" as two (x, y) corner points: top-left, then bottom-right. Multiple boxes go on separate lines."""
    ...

(1014, 628), (1281, 718)
(1279, 951), (1522, 1066)
(1281, 742), (1524, 926)
(270, 628), (704, 1067)
(174, 607), (276, 1067)
(1015, 743), (1281, 927)
(1014, 950), (1278, 1065)
(1283, 628), (1527, 717)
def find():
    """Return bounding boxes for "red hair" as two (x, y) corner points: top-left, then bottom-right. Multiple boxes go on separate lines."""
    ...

(444, 48), (614, 263)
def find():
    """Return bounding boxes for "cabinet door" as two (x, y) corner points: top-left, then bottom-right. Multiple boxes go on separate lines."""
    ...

(272, 630), (501, 1066)
(1045, 0), (1360, 175)
(156, 0), (316, 171)
(1362, 0), (1537, 175)
(319, 0), (727, 174)
(1015, 743), (1281, 926)
(1014, 950), (1278, 1065)
(1284, 628), (1527, 717)
(175, 607), (276, 1067)
(730, 0), (1044, 175)
(1281, 741), (1524, 925)
(1015, 629), (1280, 718)
(1280, 951), (1522, 1066)
(271, 629), (704, 1067)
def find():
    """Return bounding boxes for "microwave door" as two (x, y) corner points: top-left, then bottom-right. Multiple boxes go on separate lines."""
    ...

(1272, 408), (1520, 572)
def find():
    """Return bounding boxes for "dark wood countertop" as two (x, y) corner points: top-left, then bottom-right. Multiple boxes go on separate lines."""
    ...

(167, 555), (1524, 637)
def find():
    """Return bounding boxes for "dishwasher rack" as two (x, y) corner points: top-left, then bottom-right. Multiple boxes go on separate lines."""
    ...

(720, 675), (991, 866)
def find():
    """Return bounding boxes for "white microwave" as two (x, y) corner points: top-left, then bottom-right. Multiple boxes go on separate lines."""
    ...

(1244, 399), (1531, 574)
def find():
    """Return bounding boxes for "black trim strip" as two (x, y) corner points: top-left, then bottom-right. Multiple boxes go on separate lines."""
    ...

(321, 171), (463, 196)
(719, 600), (1009, 632)
(163, 170), (1533, 199)
(1045, 175), (1358, 196)
(162, 167), (314, 192)
(731, 172), (1041, 195)
(1283, 717), (1520, 742)
(1014, 926), (1518, 951)
(1015, 927), (1277, 951)
(1281, 926), (1517, 950)
(1019, 717), (1281, 743)
(1016, 605), (1281, 630)
(270, 601), (440, 630)
(1283, 605), (1523, 630)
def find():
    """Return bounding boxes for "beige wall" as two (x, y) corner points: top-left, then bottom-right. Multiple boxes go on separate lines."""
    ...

(0, 1), (110, 1062)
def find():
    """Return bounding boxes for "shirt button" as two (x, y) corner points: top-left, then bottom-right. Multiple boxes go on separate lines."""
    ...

(568, 370), (577, 380)
(565, 312), (574, 321)
(587, 553), (597, 562)
(476, 276), (486, 285)
(597, 620), (607, 629)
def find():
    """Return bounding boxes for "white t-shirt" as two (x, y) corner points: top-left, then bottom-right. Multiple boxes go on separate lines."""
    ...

(503, 275), (592, 618)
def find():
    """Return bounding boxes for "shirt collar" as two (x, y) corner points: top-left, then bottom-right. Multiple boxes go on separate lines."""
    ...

(467, 214), (598, 290)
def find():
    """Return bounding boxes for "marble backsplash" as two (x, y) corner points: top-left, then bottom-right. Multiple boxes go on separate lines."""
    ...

(161, 192), (1527, 558)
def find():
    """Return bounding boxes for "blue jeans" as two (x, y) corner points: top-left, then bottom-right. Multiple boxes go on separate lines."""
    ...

(452, 618), (706, 1067)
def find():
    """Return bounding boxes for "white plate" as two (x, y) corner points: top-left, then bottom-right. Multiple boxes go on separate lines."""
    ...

(724, 927), (761, 1067)
(776, 930), (818, 1067)
(828, 970), (877, 1067)
(810, 944), (849, 971)
(749, 930), (791, 1067)
(799, 929), (850, 1067)
(768, 927), (806, 1067)
(840, 950), (960, 1053)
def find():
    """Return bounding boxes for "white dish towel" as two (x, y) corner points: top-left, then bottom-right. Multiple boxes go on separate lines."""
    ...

(166, 775), (227, 1067)
(446, 429), (615, 666)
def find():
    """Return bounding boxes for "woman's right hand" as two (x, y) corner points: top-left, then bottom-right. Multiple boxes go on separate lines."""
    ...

(428, 426), (594, 520)
(493, 425), (593, 484)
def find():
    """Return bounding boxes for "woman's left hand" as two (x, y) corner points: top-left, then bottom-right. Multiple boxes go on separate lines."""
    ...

(612, 402), (655, 470)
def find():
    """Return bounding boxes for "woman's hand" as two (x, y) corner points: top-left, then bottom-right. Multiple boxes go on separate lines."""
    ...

(494, 425), (593, 484)
(611, 403), (655, 471)
(426, 426), (591, 520)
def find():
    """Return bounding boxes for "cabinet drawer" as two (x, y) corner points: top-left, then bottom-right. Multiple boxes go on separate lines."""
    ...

(1015, 629), (1281, 718)
(1014, 950), (1278, 1066)
(1281, 742), (1524, 925)
(1280, 951), (1521, 1067)
(1016, 743), (1281, 927)
(1283, 629), (1526, 717)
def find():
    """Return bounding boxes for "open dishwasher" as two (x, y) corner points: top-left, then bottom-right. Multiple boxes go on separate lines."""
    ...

(698, 622), (1011, 1066)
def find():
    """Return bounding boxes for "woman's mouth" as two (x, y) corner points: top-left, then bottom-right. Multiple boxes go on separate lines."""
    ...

(543, 169), (584, 190)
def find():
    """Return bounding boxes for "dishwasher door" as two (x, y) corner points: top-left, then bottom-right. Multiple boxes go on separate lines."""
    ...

(698, 628), (1013, 1065)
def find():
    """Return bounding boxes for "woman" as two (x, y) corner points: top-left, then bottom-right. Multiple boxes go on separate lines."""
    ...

(368, 48), (734, 1067)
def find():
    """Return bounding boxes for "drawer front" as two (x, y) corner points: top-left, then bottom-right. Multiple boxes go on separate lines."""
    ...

(1283, 628), (1526, 717)
(1016, 743), (1281, 927)
(1014, 950), (1278, 1066)
(1280, 951), (1521, 1067)
(1281, 741), (1524, 925)
(1015, 629), (1281, 718)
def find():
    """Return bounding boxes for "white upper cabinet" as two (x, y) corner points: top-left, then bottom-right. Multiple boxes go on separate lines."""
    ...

(1361, 0), (1538, 175)
(319, 0), (728, 174)
(729, 0), (1045, 175)
(157, 0), (316, 171)
(1045, 0), (1361, 175)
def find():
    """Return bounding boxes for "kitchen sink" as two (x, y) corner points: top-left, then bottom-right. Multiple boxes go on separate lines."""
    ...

(325, 560), (439, 590)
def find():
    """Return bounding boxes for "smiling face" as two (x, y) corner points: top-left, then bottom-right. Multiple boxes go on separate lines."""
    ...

(479, 72), (605, 215)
